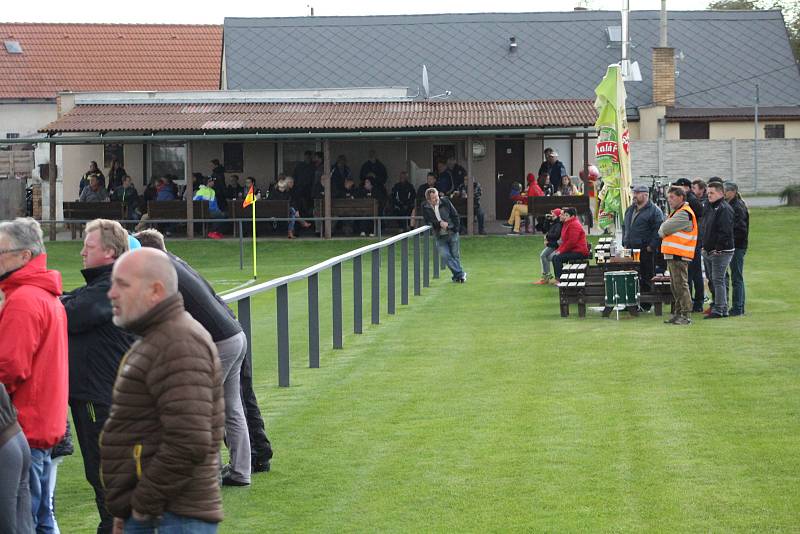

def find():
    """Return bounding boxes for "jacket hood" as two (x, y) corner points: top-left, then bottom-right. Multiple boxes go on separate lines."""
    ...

(0, 254), (62, 296)
(527, 173), (536, 184)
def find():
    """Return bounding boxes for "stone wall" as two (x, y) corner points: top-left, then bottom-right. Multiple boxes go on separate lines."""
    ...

(630, 139), (800, 193)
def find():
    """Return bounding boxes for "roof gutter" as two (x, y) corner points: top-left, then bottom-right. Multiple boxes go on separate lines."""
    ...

(7, 127), (596, 145)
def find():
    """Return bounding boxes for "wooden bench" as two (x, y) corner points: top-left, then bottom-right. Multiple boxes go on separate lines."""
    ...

(227, 199), (290, 236)
(557, 260), (673, 318)
(145, 200), (211, 236)
(63, 201), (126, 239)
(314, 198), (378, 236)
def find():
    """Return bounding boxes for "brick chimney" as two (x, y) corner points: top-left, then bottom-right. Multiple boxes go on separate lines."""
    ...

(652, 47), (675, 106)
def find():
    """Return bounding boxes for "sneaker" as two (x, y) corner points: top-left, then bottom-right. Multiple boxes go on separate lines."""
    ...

(359, 232), (366, 237)
(252, 459), (271, 473)
(506, 231), (520, 236)
(729, 310), (744, 317)
(703, 307), (713, 316)
(692, 304), (704, 313)
(369, 233), (375, 237)
(704, 312), (725, 320)
(673, 315), (692, 325)
(461, 272), (467, 282)
(534, 278), (549, 285)
(548, 278), (558, 285)
(501, 222), (513, 228)
(221, 475), (250, 487)
(664, 315), (678, 324)
(207, 232), (222, 240)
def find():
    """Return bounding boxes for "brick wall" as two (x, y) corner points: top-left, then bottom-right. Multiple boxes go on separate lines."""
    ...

(630, 139), (800, 193)
(652, 48), (675, 107)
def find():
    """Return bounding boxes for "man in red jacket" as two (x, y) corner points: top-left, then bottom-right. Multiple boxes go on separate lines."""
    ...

(551, 207), (590, 281)
(0, 217), (68, 532)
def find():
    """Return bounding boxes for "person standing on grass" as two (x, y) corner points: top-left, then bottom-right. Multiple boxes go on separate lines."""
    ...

(422, 188), (467, 283)
(672, 178), (705, 312)
(700, 181), (735, 319)
(551, 208), (589, 281)
(658, 187), (698, 325)
(724, 182), (749, 316)
(622, 185), (664, 310)
(135, 229), (273, 482)
(0, 381), (31, 533)
(102, 248), (224, 533)
(0, 217), (68, 531)
(60, 219), (136, 534)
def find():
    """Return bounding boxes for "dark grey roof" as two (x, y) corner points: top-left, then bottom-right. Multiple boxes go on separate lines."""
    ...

(667, 105), (800, 120)
(223, 11), (800, 118)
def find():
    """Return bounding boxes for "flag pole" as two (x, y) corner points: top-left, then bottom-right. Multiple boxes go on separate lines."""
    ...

(251, 199), (257, 279)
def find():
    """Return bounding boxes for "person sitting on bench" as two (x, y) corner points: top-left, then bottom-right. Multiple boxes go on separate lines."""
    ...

(502, 174), (543, 235)
(551, 207), (589, 280)
(535, 208), (563, 285)
(193, 176), (226, 239)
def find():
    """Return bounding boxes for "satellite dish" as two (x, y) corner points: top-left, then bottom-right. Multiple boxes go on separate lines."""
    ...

(422, 64), (430, 99)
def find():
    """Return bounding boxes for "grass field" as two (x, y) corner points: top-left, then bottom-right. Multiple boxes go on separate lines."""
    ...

(47, 207), (800, 532)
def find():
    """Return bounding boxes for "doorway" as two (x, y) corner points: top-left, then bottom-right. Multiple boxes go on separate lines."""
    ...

(494, 139), (525, 218)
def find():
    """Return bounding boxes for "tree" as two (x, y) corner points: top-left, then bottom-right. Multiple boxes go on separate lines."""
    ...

(708, 0), (800, 60)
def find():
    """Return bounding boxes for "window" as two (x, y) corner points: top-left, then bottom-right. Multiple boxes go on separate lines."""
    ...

(4, 41), (22, 54)
(764, 124), (785, 139)
(104, 143), (124, 168)
(6, 133), (20, 139)
(679, 122), (709, 140)
(223, 143), (244, 173)
(606, 26), (622, 48)
(151, 143), (185, 181)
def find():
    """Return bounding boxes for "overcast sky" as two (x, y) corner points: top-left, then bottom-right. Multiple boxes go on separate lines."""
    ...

(5, 0), (708, 24)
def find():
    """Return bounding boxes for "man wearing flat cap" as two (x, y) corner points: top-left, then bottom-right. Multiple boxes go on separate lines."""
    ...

(622, 185), (664, 308)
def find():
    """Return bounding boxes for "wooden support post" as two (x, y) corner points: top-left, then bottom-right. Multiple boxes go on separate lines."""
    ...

(48, 141), (57, 241)
(185, 142), (194, 239)
(323, 139), (332, 239)
(466, 136), (474, 236)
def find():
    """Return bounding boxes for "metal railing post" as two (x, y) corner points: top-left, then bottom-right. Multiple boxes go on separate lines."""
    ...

(353, 255), (363, 334)
(423, 232), (430, 288)
(371, 248), (380, 325)
(308, 274), (319, 368)
(276, 284), (290, 387)
(413, 233), (421, 296)
(387, 243), (396, 315)
(332, 263), (343, 349)
(238, 297), (253, 376)
(401, 238), (409, 305)
(432, 229), (440, 279)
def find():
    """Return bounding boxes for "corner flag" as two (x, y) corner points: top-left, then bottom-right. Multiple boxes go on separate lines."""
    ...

(242, 185), (257, 278)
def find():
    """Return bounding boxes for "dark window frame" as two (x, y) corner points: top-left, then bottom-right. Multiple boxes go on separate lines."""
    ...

(223, 143), (244, 173)
(764, 124), (785, 139)
(679, 121), (709, 140)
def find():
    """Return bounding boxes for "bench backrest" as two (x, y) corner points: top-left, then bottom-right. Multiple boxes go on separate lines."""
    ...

(147, 200), (209, 219)
(314, 198), (378, 217)
(228, 199), (290, 218)
(528, 195), (590, 216)
(63, 201), (125, 220)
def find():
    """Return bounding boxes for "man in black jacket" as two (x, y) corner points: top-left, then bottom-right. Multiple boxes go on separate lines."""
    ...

(622, 185), (665, 308)
(134, 229), (273, 483)
(391, 171), (416, 231)
(724, 182), (749, 316)
(61, 219), (136, 534)
(700, 182), (735, 319)
(674, 178), (705, 311)
(422, 187), (467, 282)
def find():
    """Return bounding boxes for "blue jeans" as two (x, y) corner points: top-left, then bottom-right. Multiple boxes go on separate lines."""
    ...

(124, 512), (218, 533)
(540, 246), (557, 276)
(30, 448), (55, 533)
(726, 248), (747, 314)
(436, 233), (465, 280)
(703, 250), (734, 315)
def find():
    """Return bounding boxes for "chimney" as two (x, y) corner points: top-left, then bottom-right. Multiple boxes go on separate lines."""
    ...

(652, 47), (675, 107)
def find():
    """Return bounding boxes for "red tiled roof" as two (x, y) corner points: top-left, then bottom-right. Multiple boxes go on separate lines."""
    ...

(41, 100), (597, 133)
(0, 23), (222, 99)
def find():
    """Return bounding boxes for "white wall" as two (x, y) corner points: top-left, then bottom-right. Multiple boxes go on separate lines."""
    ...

(0, 102), (57, 138)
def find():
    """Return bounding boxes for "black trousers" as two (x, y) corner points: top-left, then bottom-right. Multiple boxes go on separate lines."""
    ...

(239, 346), (273, 463)
(70, 399), (113, 534)
(688, 245), (704, 308)
(639, 248), (656, 309)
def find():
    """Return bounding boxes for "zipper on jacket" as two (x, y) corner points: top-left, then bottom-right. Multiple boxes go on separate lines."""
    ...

(133, 444), (143, 480)
(88, 401), (96, 423)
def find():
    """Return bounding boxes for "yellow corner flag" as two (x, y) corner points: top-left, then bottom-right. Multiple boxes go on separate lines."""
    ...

(243, 186), (257, 278)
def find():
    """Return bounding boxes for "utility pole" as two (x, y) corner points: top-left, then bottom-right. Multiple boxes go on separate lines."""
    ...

(754, 83), (759, 192)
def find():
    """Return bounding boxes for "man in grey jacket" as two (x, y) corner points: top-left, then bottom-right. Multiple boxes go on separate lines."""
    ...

(623, 185), (664, 309)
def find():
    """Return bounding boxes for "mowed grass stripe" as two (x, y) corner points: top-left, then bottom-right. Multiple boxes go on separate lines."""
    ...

(44, 208), (800, 532)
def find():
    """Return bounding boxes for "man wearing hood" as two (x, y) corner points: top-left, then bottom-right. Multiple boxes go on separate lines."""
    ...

(0, 217), (68, 531)
(60, 219), (136, 534)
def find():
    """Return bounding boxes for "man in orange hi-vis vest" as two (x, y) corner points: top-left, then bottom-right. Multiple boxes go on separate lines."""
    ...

(658, 186), (698, 325)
